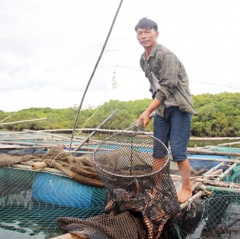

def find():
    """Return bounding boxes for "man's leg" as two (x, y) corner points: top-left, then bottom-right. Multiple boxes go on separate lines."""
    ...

(169, 107), (192, 203)
(177, 159), (192, 203)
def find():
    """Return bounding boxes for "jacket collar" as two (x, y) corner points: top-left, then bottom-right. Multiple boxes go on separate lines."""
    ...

(141, 43), (159, 61)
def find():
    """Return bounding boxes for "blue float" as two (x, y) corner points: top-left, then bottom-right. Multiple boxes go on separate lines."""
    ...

(32, 172), (105, 208)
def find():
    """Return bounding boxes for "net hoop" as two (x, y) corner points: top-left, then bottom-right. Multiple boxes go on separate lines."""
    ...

(93, 130), (169, 178)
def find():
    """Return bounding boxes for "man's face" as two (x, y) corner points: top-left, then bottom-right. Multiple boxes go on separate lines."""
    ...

(136, 28), (159, 49)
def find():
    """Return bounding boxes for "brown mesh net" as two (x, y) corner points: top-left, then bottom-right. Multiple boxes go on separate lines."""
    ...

(93, 131), (181, 238)
(58, 131), (181, 239)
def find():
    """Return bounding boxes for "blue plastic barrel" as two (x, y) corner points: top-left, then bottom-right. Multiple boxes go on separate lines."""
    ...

(32, 172), (105, 208)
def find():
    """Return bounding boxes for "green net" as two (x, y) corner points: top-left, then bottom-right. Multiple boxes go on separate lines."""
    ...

(182, 164), (240, 239)
(185, 188), (240, 239)
(226, 165), (240, 183)
(1, 149), (239, 239)
(0, 167), (105, 239)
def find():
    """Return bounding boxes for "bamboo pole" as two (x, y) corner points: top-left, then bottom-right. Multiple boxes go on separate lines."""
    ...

(180, 190), (205, 209)
(0, 140), (63, 147)
(180, 172), (240, 188)
(0, 113), (16, 123)
(71, 129), (240, 141)
(181, 161), (240, 211)
(171, 170), (224, 181)
(203, 162), (225, 175)
(0, 137), (45, 141)
(0, 117), (47, 126)
(39, 129), (240, 142)
(187, 148), (240, 157)
(218, 141), (240, 146)
(0, 131), (27, 134)
(216, 162), (237, 181)
(190, 137), (240, 141)
(201, 185), (240, 193)
(188, 157), (240, 163)
(23, 129), (84, 142)
(200, 179), (240, 189)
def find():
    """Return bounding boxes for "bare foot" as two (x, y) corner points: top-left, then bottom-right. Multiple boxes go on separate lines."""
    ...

(177, 188), (192, 203)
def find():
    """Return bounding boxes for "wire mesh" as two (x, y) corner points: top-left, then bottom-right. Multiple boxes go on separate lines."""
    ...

(93, 131), (169, 177)
(0, 167), (105, 239)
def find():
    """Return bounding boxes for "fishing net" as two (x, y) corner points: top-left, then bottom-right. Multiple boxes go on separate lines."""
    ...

(56, 154), (240, 239)
(3, 135), (239, 238)
(93, 131), (181, 237)
(185, 188), (240, 239)
(184, 164), (240, 239)
(226, 165), (240, 183)
(57, 131), (182, 239)
(0, 167), (105, 239)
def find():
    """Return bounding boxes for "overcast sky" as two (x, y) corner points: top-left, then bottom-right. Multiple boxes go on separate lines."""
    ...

(1, 0), (240, 112)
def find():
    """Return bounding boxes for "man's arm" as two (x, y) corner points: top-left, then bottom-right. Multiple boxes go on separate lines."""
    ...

(138, 97), (161, 127)
(154, 53), (179, 103)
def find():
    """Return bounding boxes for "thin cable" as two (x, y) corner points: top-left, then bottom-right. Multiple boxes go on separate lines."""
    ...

(116, 64), (240, 90)
(69, 0), (124, 149)
(80, 107), (100, 131)
(74, 106), (100, 139)
(189, 80), (240, 90)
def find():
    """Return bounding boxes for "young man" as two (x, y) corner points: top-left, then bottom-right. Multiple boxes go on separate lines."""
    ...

(135, 18), (197, 203)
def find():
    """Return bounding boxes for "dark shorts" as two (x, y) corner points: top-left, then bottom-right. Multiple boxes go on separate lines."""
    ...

(153, 106), (191, 162)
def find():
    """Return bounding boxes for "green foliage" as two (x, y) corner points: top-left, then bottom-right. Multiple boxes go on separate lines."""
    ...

(1, 92), (240, 137)
(191, 92), (240, 137)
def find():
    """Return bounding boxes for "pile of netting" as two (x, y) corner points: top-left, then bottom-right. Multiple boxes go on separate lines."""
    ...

(0, 146), (103, 187)
(57, 131), (182, 239)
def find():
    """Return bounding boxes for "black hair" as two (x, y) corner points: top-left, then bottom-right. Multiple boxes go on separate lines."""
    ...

(135, 18), (158, 32)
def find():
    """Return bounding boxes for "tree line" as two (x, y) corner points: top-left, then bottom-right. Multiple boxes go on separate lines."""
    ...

(0, 92), (240, 137)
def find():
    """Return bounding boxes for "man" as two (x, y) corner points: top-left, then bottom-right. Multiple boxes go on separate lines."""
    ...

(135, 18), (197, 203)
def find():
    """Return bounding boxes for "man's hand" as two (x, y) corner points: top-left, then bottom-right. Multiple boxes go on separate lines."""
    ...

(138, 110), (152, 128)
(137, 98), (160, 128)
